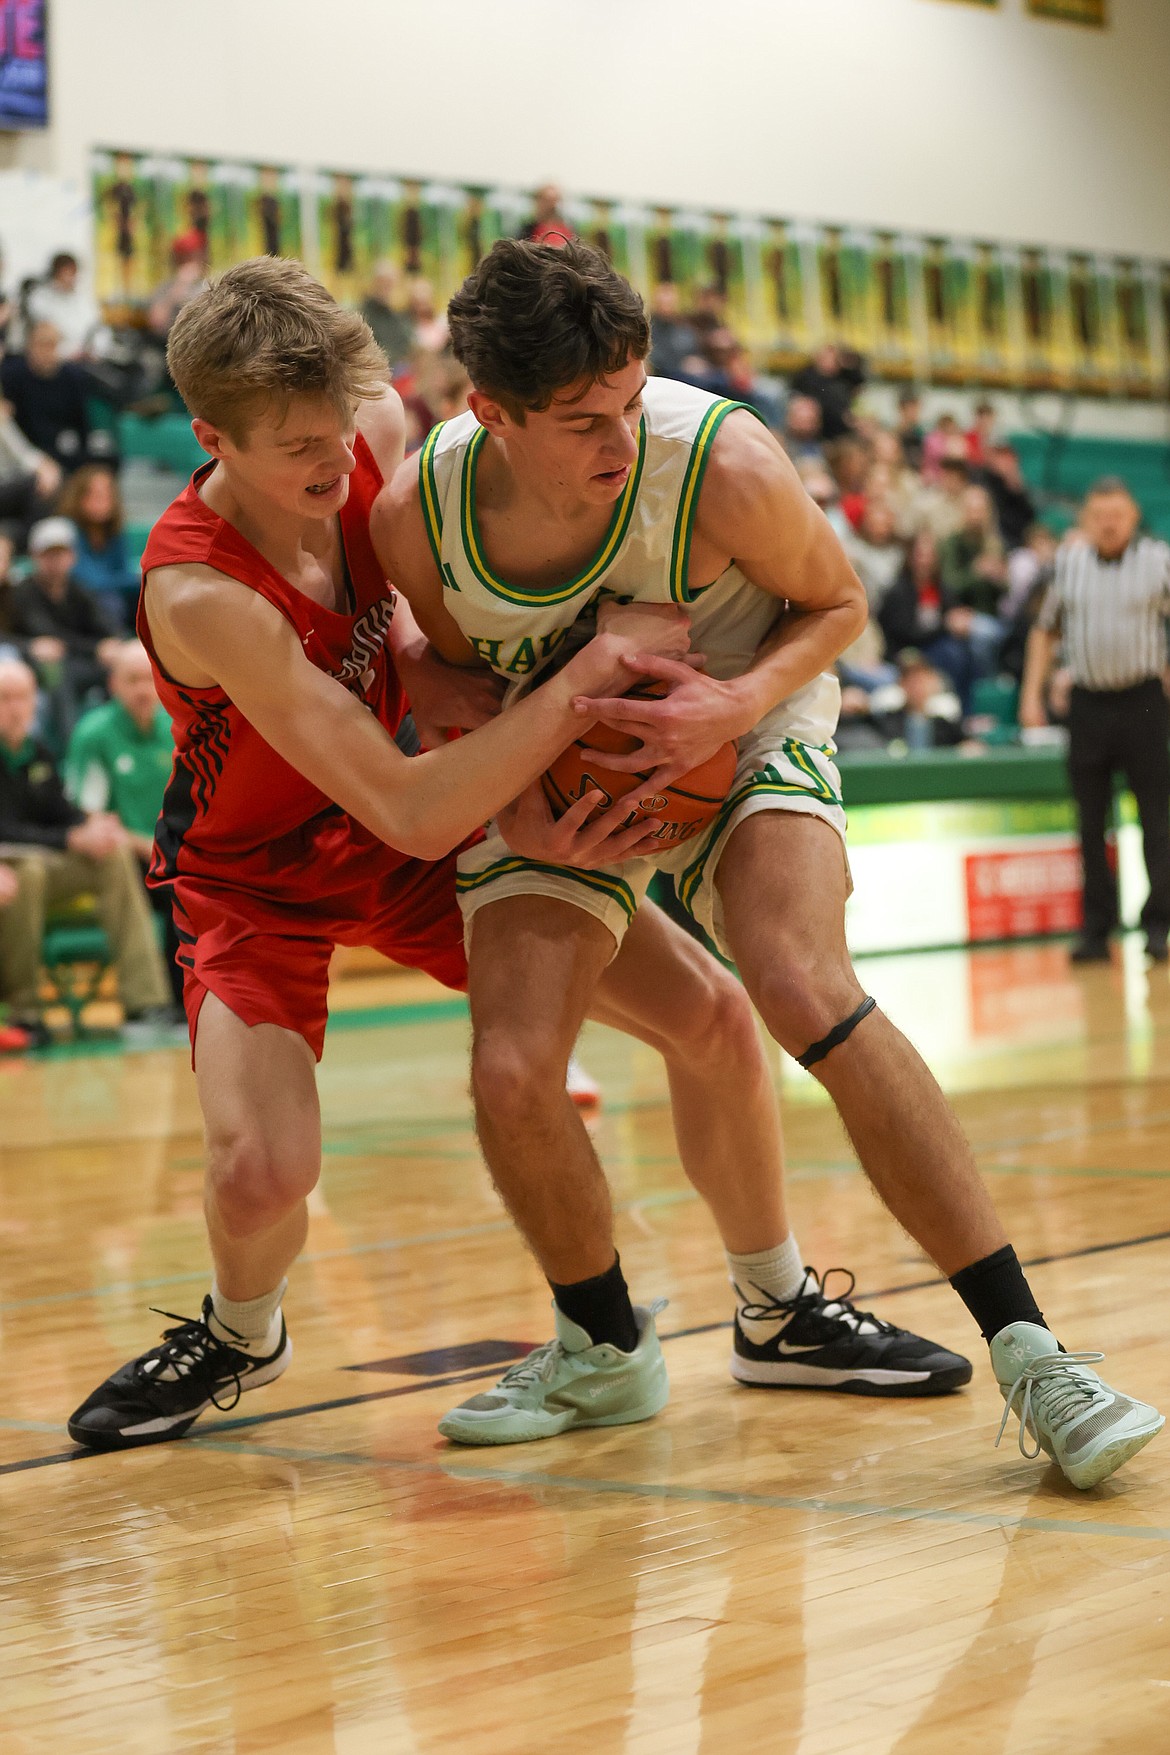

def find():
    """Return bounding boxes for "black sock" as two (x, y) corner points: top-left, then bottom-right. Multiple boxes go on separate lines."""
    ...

(950, 1245), (1047, 1344)
(549, 1255), (639, 1353)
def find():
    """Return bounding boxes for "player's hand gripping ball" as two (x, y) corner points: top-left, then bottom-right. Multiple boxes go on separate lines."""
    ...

(541, 683), (737, 847)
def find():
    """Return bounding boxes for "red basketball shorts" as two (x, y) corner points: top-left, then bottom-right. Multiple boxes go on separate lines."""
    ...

(168, 832), (468, 1062)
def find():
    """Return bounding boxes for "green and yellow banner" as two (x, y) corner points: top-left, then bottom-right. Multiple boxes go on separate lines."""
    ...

(89, 147), (1164, 398)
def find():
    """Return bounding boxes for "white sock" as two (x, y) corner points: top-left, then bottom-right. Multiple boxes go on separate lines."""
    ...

(209, 1278), (287, 1357)
(727, 1237), (808, 1342)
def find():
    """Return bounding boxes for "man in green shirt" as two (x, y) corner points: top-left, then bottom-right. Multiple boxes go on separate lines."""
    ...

(0, 653), (170, 1037)
(66, 640), (183, 1006)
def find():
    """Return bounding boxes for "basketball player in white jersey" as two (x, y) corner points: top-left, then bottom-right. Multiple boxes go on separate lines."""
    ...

(376, 240), (1162, 1488)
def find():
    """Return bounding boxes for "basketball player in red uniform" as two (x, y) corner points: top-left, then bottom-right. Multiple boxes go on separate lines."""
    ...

(63, 258), (705, 1448)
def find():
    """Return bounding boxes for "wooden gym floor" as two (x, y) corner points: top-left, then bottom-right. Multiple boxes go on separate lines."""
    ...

(2, 938), (1169, 1754)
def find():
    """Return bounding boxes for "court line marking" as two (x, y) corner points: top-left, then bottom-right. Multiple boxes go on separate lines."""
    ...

(4, 1224), (1168, 1479)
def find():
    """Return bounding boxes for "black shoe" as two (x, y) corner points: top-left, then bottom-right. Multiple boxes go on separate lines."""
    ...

(1146, 932), (1169, 964)
(730, 1268), (973, 1398)
(67, 1296), (292, 1450)
(1069, 938), (1111, 964)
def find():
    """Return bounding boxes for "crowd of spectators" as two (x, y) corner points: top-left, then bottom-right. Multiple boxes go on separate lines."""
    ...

(0, 244), (196, 1050)
(643, 275), (1065, 751)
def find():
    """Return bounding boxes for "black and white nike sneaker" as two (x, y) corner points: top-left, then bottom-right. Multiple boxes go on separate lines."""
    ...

(731, 1267), (972, 1398)
(67, 1297), (292, 1450)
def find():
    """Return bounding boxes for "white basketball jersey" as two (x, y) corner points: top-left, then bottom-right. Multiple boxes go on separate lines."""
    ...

(417, 378), (786, 684)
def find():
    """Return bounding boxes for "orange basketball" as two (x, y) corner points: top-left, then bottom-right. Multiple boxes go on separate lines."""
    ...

(542, 684), (737, 848)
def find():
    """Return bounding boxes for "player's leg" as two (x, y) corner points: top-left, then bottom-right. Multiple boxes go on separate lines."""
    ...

(588, 900), (971, 1397)
(440, 890), (669, 1444)
(714, 810), (1163, 1486)
(195, 994), (320, 1304)
(1115, 684), (1170, 957)
(1067, 690), (1119, 955)
(67, 922), (334, 1451)
(469, 895), (620, 1285)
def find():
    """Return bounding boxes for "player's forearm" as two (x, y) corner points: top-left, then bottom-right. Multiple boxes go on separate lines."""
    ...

(730, 599), (867, 723)
(1020, 627), (1056, 716)
(373, 637), (630, 860)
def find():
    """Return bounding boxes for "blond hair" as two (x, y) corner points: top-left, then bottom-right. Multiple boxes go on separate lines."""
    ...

(166, 257), (389, 442)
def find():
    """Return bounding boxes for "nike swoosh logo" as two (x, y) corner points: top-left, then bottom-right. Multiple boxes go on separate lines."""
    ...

(763, 1340), (826, 1356)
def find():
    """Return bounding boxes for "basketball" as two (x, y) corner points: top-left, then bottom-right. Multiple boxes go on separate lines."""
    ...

(542, 686), (737, 846)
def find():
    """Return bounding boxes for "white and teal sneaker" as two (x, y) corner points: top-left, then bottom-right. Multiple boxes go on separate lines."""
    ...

(991, 1322), (1164, 1489)
(438, 1301), (669, 1446)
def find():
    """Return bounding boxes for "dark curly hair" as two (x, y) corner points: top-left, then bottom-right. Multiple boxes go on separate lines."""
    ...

(447, 238), (649, 420)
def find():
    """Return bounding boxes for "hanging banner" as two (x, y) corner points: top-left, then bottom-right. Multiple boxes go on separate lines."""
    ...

(89, 149), (1167, 397)
(1026, 0), (1106, 23)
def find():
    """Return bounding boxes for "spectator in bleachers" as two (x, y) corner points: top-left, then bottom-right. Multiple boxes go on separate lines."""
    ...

(871, 652), (964, 751)
(921, 412), (963, 481)
(895, 388), (925, 470)
(147, 247), (209, 345)
(980, 442), (1037, 551)
(649, 282), (697, 381)
(965, 399), (999, 467)
(998, 524), (1059, 685)
(941, 484), (1008, 617)
(359, 261), (414, 372)
(407, 279), (449, 355)
(0, 654), (171, 1042)
(845, 497), (904, 611)
(0, 321), (109, 475)
(879, 528), (979, 708)
(24, 253), (106, 361)
(868, 429), (922, 537)
(0, 353), (61, 546)
(66, 640), (182, 1010)
(781, 394), (825, 464)
(826, 433), (872, 524)
(56, 465), (139, 631)
(789, 342), (863, 441)
(520, 185), (574, 246)
(796, 457), (850, 542)
(10, 518), (119, 743)
(917, 454), (970, 544)
(1002, 521), (1058, 625)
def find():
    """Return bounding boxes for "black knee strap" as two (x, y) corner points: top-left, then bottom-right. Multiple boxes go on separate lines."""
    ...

(797, 995), (877, 1071)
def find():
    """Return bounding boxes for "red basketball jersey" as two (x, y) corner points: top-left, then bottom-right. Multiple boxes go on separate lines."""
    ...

(138, 433), (410, 901)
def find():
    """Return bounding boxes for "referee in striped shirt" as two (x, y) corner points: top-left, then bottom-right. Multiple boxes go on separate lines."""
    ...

(1021, 478), (1170, 963)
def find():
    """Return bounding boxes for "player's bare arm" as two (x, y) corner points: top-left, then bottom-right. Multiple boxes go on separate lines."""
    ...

(144, 562), (687, 862)
(1019, 622), (1060, 728)
(575, 411), (867, 774)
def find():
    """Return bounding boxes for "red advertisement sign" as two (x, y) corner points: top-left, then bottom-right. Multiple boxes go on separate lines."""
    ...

(964, 842), (1084, 941)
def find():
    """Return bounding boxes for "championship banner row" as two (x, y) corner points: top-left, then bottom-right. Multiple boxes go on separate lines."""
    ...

(91, 149), (1169, 397)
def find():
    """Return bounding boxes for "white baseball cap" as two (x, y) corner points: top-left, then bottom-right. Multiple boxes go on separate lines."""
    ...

(28, 517), (78, 555)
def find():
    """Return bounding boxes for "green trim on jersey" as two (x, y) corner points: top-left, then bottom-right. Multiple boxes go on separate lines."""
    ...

(459, 418), (647, 607)
(456, 856), (638, 922)
(668, 399), (760, 605)
(418, 421), (447, 575)
(675, 746), (843, 912)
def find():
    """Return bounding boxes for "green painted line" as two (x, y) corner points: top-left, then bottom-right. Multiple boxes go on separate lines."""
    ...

(327, 996), (469, 1033)
(188, 1436), (1170, 1545)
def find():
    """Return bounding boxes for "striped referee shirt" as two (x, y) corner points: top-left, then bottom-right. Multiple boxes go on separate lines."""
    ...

(1037, 536), (1170, 690)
